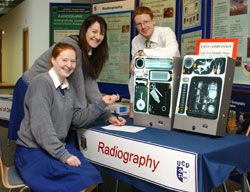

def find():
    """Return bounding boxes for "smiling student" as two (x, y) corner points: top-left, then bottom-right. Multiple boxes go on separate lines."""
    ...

(8, 15), (126, 142)
(15, 42), (120, 192)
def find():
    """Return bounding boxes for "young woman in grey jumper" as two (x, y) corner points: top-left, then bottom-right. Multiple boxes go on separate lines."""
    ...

(15, 42), (119, 192)
(8, 15), (126, 141)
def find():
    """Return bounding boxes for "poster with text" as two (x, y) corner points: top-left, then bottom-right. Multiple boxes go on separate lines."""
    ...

(97, 12), (131, 84)
(181, 30), (202, 56)
(50, 3), (91, 46)
(140, 0), (176, 32)
(182, 0), (202, 30)
(212, 0), (250, 85)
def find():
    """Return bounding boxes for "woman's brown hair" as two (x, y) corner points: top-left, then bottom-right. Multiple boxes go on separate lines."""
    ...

(79, 15), (109, 80)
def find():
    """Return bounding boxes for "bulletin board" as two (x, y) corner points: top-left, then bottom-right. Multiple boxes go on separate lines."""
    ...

(211, 0), (250, 86)
(93, 1), (135, 99)
(139, 0), (178, 34)
(179, 0), (211, 56)
(210, 0), (250, 133)
(97, 12), (132, 85)
(49, 3), (91, 46)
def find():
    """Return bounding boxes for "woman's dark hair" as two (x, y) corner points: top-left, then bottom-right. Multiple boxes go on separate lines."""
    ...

(79, 15), (109, 80)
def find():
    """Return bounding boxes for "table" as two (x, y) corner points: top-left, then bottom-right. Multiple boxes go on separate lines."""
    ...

(78, 118), (250, 192)
(0, 94), (12, 128)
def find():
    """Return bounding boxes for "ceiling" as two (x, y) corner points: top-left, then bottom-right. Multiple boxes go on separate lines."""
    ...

(0, 0), (118, 17)
(0, 0), (24, 17)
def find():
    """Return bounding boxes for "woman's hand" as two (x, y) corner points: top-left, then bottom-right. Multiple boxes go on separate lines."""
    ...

(108, 115), (126, 126)
(66, 155), (81, 167)
(103, 94), (120, 105)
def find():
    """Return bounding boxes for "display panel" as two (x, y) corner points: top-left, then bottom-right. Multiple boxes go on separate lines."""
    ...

(174, 55), (236, 136)
(133, 56), (182, 130)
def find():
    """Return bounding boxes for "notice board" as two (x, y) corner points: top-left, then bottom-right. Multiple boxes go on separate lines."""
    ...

(50, 3), (91, 46)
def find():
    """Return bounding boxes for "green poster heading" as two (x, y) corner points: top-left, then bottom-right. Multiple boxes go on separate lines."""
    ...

(50, 3), (91, 46)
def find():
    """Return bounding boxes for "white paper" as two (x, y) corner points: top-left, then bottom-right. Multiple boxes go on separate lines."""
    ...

(101, 125), (146, 133)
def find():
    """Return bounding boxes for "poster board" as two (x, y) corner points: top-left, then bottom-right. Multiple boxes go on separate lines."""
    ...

(211, 0), (250, 131)
(181, 30), (202, 56)
(179, 0), (211, 57)
(181, 0), (202, 31)
(50, 3), (91, 46)
(139, 0), (177, 33)
(96, 12), (132, 85)
(211, 0), (250, 85)
(93, 1), (135, 97)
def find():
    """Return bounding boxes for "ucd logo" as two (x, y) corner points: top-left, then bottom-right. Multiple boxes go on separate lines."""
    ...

(177, 160), (190, 183)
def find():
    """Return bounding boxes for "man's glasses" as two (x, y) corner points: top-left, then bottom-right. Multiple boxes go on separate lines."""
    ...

(135, 20), (151, 28)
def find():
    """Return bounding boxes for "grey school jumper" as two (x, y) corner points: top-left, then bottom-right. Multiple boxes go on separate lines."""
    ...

(23, 36), (112, 121)
(17, 73), (107, 163)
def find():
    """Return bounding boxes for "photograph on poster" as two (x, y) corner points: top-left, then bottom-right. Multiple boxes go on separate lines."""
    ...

(163, 7), (173, 18)
(140, 0), (176, 30)
(228, 91), (250, 135)
(238, 111), (250, 134)
(195, 1), (198, 11)
(236, 56), (242, 67)
(122, 25), (130, 33)
(182, 0), (201, 30)
(230, 0), (248, 16)
(247, 38), (250, 58)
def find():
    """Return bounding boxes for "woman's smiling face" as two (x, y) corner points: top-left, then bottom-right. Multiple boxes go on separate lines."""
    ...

(86, 21), (105, 49)
(51, 49), (76, 83)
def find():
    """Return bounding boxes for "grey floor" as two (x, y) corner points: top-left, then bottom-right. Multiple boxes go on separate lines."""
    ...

(0, 126), (243, 192)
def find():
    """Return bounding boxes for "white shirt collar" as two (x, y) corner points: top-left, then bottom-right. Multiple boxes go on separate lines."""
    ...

(48, 68), (69, 90)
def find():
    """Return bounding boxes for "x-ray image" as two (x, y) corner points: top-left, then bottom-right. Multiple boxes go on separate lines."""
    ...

(186, 76), (222, 119)
(148, 82), (171, 117)
(174, 55), (235, 136)
(134, 78), (148, 113)
(133, 56), (182, 130)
